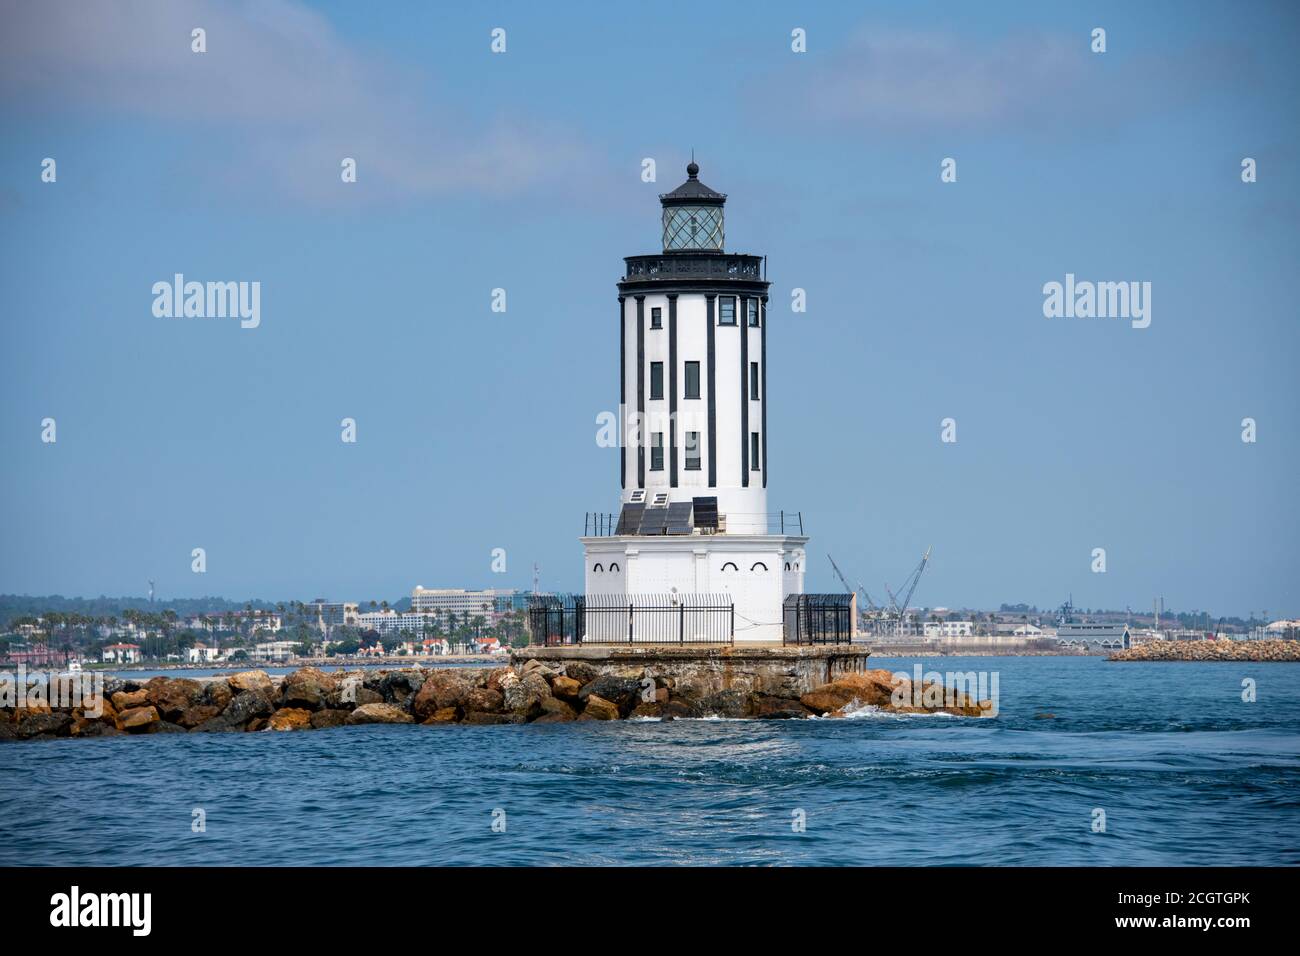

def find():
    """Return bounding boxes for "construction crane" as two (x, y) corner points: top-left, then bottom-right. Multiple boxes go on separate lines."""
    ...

(827, 554), (878, 629)
(884, 546), (932, 631)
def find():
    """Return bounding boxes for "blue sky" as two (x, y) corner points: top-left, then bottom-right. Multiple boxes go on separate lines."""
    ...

(1, 0), (1297, 617)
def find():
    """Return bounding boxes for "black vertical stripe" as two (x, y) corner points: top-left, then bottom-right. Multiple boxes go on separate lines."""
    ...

(619, 295), (626, 490)
(706, 294), (716, 488)
(740, 295), (749, 488)
(761, 296), (768, 490)
(635, 295), (645, 489)
(668, 294), (678, 487)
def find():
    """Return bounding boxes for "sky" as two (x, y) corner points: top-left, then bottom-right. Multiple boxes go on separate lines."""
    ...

(0, 0), (1297, 617)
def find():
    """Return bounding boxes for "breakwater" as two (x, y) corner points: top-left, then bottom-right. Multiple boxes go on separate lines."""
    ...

(1108, 639), (1300, 662)
(1, 653), (993, 740)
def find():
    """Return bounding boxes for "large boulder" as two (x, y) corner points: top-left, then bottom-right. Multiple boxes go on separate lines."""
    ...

(579, 695), (620, 721)
(269, 708), (314, 731)
(578, 676), (643, 716)
(421, 707), (460, 724)
(412, 670), (476, 718)
(145, 677), (204, 722)
(563, 662), (601, 686)
(464, 687), (504, 715)
(751, 695), (812, 719)
(549, 675), (582, 702)
(228, 670), (275, 696)
(119, 705), (161, 732)
(177, 704), (222, 729)
(221, 690), (275, 729)
(310, 709), (351, 730)
(204, 680), (233, 711)
(111, 689), (148, 711)
(503, 672), (551, 720)
(17, 712), (73, 738)
(535, 696), (577, 722)
(346, 703), (414, 725)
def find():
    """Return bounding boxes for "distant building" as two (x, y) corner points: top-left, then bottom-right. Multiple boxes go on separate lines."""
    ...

(102, 643), (141, 663)
(306, 601), (358, 634)
(1056, 623), (1130, 650)
(410, 587), (519, 625)
(251, 641), (299, 663)
(186, 642), (221, 663)
(355, 611), (436, 636)
(923, 620), (973, 639)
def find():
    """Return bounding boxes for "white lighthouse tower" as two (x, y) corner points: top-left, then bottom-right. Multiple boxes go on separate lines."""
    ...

(581, 161), (809, 642)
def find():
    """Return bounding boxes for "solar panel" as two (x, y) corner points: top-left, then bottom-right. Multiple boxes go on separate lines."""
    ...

(637, 506), (669, 535)
(692, 496), (718, 530)
(665, 501), (693, 534)
(615, 502), (645, 535)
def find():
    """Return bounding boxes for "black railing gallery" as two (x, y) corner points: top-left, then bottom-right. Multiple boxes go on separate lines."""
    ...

(528, 594), (734, 645)
(584, 511), (804, 536)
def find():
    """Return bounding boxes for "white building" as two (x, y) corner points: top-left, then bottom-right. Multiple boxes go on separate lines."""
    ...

(580, 162), (811, 643)
(409, 588), (520, 624)
(923, 620), (974, 639)
(186, 641), (221, 663)
(252, 641), (299, 663)
(356, 611), (437, 637)
(101, 642), (141, 663)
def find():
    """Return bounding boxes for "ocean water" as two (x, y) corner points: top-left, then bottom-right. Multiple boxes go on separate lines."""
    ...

(3, 656), (1298, 866)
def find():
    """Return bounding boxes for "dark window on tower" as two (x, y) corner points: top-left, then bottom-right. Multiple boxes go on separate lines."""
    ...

(748, 299), (760, 327)
(750, 361), (759, 400)
(719, 297), (736, 325)
(650, 307), (662, 329)
(684, 361), (700, 399)
(650, 362), (663, 400)
(650, 432), (664, 471)
(751, 432), (761, 471)
(685, 432), (702, 470)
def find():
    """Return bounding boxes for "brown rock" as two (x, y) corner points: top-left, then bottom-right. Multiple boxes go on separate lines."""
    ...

(464, 687), (504, 714)
(227, 670), (275, 696)
(504, 672), (551, 719)
(177, 704), (221, 729)
(751, 695), (812, 719)
(310, 709), (351, 729)
(549, 675), (581, 701)
(146, 677), (204, 721)
(204, 680), (233, 710)
(462, 711), (512, 725)
(412, 670), (475, 718)
(536, 697), (576, 721)
(579, 694), (620, 720)
(17, 712), (73, 738)
(346, 703), (414, 725)
(421, 706), (460, 724)
(111, 689), (148, 711)
(119, 705), (161, 732)
(269, 708), (313, 731)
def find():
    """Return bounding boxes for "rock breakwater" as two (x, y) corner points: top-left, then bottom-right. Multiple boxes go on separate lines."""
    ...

(1, 661), (994, 741)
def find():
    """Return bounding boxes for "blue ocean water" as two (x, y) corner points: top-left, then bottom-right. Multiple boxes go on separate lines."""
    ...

(3, 656), (1298, 866)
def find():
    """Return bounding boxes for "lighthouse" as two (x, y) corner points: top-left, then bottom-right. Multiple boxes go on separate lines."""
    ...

(581, 161), (809, 642)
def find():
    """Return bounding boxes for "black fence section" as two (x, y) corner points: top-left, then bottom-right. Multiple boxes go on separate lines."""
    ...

(585, 593), (734, 644)
(528, 593), (734, 645)
(527, 594), (584, 646)
(783, 593), (856, 645)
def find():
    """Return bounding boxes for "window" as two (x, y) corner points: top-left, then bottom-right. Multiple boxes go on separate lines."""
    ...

(750, 361), (759, 400)
(748, 299), (759, 327)
(650, 432), (663, 471)
(718, 297), (736, 325)
(751, 432), (760, 470)
(751, 562), (768, 572)
(609, 563), (620, 572)
(684, 361), (700, 399)
(650, 306), (662, 329)
(650, 362), (663, 400)
(685, 431), (701, 470)
(721, 562), (739, 572)
(592, 564), (604, 572)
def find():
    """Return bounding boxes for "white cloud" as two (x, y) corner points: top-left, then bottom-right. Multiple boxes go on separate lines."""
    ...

(0, 0), (592, 202)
